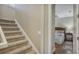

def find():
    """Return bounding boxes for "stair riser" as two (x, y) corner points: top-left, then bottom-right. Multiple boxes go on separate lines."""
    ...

(19, 48), (32, 54)
(4, 31), (21, 33)
(0, 19), (15, 23)
(4, 32), (22, 36)
(0, 42), (28, 54)
(0, 21), (15, 24)
(8, 45), (32, 54)
(2, 28), (19, 31)
(7, 37), (25, 43)
(0, 24), (17, 27)
(6, 35), (25, 40)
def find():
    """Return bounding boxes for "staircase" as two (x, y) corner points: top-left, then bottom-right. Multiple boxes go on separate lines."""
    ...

(0, 19), (39, 54)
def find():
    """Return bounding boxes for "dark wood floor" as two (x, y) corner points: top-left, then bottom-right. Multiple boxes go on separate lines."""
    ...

(54, 43), (63, 54)
(53, 41), (73, 54)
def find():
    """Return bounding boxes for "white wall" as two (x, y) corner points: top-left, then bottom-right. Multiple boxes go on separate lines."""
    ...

(55, 17), (74, 33)
(0, 4), (44, 53)
(55, 4), (73, 18)
(0, 4), (15, 20)
(55, 4), (73, 33)
(15, 4), (44, 53)
(0, 5), (2, 18)
(0, 4), (53, 53)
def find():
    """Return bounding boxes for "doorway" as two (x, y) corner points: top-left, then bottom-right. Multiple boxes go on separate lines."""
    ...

(53, 4), (74, 54)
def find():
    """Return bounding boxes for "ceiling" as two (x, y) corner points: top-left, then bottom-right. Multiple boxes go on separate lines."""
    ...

(55, 4), (73, 18)
(55, 4), (74, 33)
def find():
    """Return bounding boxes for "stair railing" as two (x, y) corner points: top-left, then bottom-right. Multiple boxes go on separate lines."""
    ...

(0, 26), (8, 48)
(14, 19), (39, 53)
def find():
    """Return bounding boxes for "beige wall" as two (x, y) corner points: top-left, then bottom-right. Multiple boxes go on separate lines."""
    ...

(15, 4), (44, 53)
(0, 4), (15, 20)
(0, 4), (44, 53)
(0, 4), (51, 53)
(0, 6), (1, 18)
(44, 5), (49, 53)
(0, 5), (2, 18)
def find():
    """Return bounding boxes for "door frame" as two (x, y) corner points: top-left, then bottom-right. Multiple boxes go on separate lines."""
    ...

(47, 4), (55, 54)
(48, 4), (55, 53)
(47, 4), (77, 54)
(73, 4), (79, 54)
(42, 4), (55, 54)
(41, 4), (45, 54)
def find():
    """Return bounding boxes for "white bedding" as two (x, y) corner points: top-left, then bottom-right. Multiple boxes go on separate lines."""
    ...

(55, 31), (64, 44)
